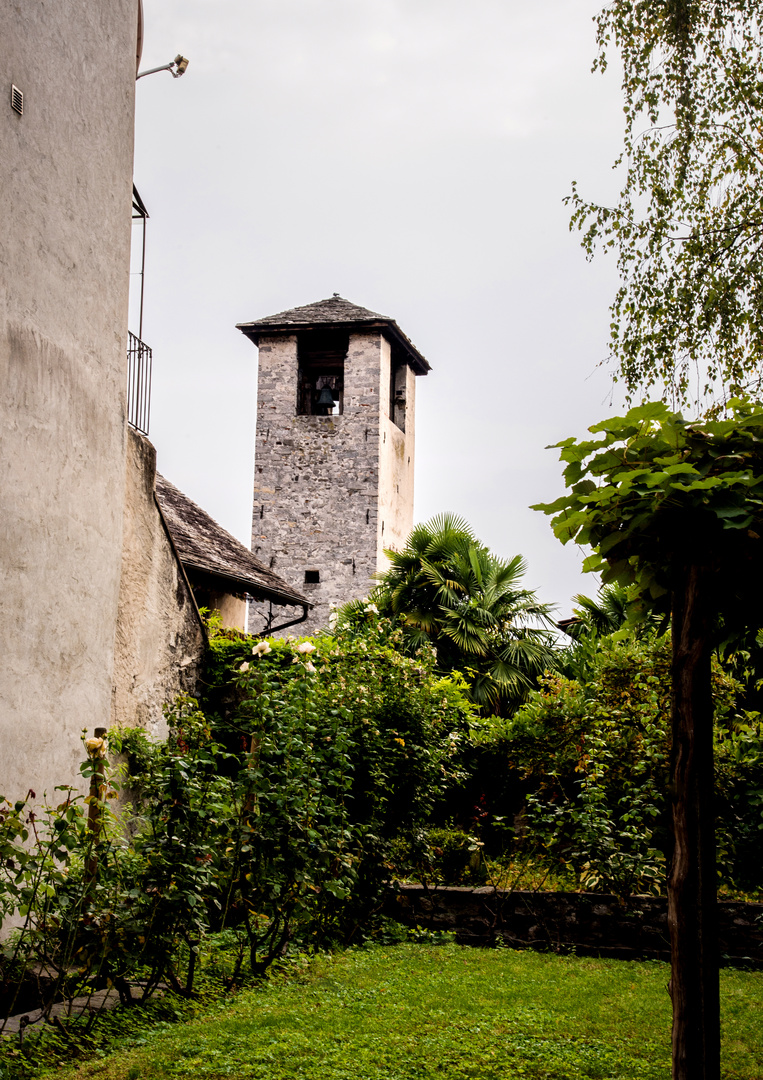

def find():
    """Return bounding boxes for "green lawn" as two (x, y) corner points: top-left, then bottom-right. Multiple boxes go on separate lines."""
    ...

(39, 944), (763, 1080)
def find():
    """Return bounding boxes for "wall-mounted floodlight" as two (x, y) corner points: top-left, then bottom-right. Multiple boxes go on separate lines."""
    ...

(137, 54), (189, 80)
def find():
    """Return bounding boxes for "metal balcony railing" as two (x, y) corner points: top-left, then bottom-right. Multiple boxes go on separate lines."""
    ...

(127, 331), (152, 436)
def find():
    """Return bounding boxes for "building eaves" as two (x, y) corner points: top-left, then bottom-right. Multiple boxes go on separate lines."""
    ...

(154, 475), (311, 609)
(236, 294), (430, 375)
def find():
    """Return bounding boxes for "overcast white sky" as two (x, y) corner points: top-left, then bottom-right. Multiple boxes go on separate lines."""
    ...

(133, 0), (628, 619)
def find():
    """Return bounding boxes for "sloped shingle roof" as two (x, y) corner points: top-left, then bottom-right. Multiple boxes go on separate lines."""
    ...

(236, 294), (430, 375)
(155, 475), (310, 609)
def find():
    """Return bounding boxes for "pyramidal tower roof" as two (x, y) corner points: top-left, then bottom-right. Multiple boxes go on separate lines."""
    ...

(236, 294), (430, 374)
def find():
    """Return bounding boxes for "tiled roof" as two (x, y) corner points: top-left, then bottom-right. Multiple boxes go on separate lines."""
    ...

(155, 475), (310, 609)
(236, 294), (430, 375)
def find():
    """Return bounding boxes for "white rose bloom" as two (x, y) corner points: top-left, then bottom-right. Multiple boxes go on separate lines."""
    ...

(304, 661), (317, 674)
(239, 661), (250, 672)
(364, 603), (379, 615)
(296, 641), (316, 654)
(252, 641), (272, 656)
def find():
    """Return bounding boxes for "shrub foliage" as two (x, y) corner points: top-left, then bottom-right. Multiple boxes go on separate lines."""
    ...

(0, 622), (474, 1041)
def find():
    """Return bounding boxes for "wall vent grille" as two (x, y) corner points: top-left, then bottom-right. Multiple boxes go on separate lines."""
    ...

(11, 85), (23, 115)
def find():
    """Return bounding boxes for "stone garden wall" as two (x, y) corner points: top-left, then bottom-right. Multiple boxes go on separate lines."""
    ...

(387, 884), (763, 965)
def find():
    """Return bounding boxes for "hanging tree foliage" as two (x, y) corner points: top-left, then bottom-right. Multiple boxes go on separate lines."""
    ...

(569, 0), (763, 407)
(535, 399), (763, 622)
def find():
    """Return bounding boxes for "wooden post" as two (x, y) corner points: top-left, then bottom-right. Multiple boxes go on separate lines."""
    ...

(85, 726), (108, 888)
(668, 564), (720, 1080)
(243, 733), (261, 818)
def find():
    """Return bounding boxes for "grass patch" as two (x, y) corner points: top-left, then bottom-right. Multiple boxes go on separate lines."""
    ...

(23, 944), (763, 1080)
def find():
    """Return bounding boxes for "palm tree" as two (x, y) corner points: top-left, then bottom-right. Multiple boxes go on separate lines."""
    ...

(557, 584), (631, 641)
(374, 513), (476, 647)
(341, 514), (559, 714)
(558, 583), (666, 641)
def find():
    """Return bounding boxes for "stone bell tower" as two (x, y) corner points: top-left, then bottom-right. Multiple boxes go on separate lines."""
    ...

(237, 294), (430, 635)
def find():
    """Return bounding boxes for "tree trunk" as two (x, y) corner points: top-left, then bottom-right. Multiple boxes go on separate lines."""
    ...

(669, 563), (719, 1080)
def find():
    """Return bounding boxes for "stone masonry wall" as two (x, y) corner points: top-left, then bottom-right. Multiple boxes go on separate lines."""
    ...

(111, 428), (206, 738)
(252, 331), (388, 634)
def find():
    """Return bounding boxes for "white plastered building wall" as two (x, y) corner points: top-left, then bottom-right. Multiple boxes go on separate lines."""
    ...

(0, 1), (139, 800)
(376, 336), (416, 570)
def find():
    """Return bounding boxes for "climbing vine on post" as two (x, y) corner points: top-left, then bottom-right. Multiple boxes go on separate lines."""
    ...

(534, 399), (763, 1080)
